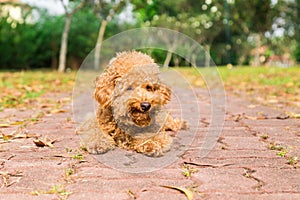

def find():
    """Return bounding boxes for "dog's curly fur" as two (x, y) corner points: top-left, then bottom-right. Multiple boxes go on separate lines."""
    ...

(79, 51), (186, 156)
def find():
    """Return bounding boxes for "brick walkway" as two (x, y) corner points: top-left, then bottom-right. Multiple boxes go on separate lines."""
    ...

(0, 88), (299, 200)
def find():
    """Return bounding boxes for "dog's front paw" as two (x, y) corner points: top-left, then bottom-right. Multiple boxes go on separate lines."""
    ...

(85, 140), (114, 154)
(179, 120), (189, 130)
(78, 117), (116, 155)
(135, 140), (164, 157)
(133, 133), (172, 157)
(164, 116), (189, 132)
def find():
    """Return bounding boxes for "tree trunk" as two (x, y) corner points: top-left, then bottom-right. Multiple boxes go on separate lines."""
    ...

(204, 44), (211, 67)
(51, 53), (58, 70)
(191, 54), (196, 67)
(94, 19), (108, 70)
(174, 56), (180, 66)
(253, 34), (261, 67)
(297, 0), (300, 38)
(189, 44), (198, 66)
(296, 0), (300, 62)
(50, 41), (58, 70)
(58, 13), (71, 73)
(163, 51), (172, 68)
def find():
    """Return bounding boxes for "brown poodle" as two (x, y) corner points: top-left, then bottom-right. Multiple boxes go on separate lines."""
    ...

(79, 51), (187, 156)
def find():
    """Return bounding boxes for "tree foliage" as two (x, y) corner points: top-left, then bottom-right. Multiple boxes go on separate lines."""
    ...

(0, 9), (41, 69)
(0, 0), (299, 70)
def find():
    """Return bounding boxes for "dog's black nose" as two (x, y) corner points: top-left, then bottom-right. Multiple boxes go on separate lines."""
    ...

(140, 102), (151, 112)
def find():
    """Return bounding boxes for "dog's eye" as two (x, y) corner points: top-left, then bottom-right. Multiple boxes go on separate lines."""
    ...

(127, 86), (133, 91)
(146, 85), (153, 91)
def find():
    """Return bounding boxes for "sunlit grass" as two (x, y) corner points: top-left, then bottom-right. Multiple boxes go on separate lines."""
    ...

(0, 70), (76, 109)
(0, 70), (75, 91)
(218, 66), (299, 86)
(175, 66), (300, 107)
(176, 65), (299, 89)
(217, 66), (300, 96)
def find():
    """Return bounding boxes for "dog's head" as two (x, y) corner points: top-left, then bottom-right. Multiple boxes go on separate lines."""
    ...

(112, 64), (171, 133)
(93, 51), (155, 109)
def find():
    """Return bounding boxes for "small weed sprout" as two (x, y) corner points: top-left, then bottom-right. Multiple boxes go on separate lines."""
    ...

(181, 164), (198, 178)
(288, 156), (298, 166)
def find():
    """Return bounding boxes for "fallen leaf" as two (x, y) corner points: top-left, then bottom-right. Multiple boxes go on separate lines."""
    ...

(193, 79), (205, 87)
(0, 124), (11, 128)
(256, 115), (268, 120)
(30, 191), (40, 196)
(276, 113), (289, 120)
(9, 121), (24, 125)
(51, 109), (68, 114)
(22, 85), (33, 92)
(0, 121), (26, 127)
(6, 154), (15, 160)
(289, 112), (300, 119)
(1, 134), (13, 141)
(0, 170), (23, 188)
(268, 99), (278, 103)
(285, 82), (294, 88)
(244, 115), (257, 120)
(14, 132), (38, 139)
(40, 104), (53, 108)
(232, 114), (243, 122)
(51, 154), (73, 158)
(33, 137), (56, 148)
(244, 115), (268, 120)
(57, 97), (71, 103)
(161, 185), (194, 200)
(127, 189), (136, 199)
(247, 104), (256, 108)
(0, 128), (37, 141)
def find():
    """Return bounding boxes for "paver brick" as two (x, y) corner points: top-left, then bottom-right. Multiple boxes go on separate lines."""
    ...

(0, 88), (299, 199)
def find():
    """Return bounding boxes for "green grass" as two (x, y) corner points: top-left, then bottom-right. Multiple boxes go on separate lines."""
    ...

(178, 66), (299, 86)
(0, 70), (75, 109)
(175, 65), (299, 87)
(219, 66), (300, 105)
(0, 70), (75, 90)
(218, 66), (299, 87)
(175, 66), (300, 107)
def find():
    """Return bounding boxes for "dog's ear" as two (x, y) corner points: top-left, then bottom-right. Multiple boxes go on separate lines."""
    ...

(94, 72), (116, 108)
(156, 83), (171, 104)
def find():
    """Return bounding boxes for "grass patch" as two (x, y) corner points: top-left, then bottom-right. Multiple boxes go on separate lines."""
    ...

(72, 153), (84, 160)
(288, 156), (298, 166)
(31, 184), (72, 199)
(218, 66), (300, 104)
(268, 142), (284, 151)
(277, 149), (288, 157)
(181, 164), (198, 178)
(175, 66), (300, 107)
(0, 70), (75, 109)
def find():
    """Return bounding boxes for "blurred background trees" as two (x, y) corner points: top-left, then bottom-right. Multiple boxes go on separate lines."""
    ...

(0, 0), (299, 71)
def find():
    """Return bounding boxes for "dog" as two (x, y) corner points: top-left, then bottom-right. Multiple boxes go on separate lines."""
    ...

(79, 51), (187, 156)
